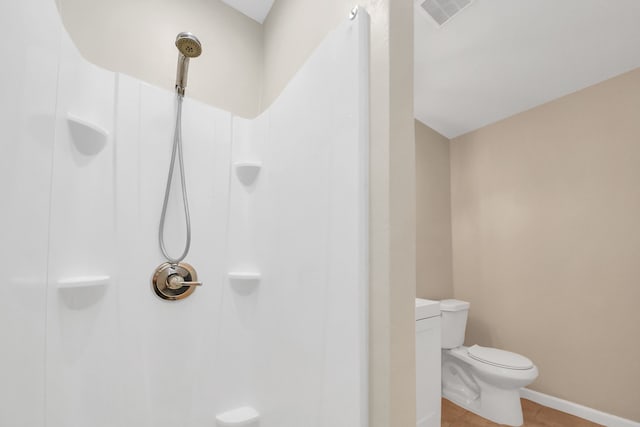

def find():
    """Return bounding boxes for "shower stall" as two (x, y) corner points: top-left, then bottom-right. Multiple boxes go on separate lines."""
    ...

(0, 1), (369, 426)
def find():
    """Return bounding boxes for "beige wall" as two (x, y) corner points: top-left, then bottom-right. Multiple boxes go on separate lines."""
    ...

(264, 1), (417, 425)
(56, 0), (262, 118)
(415, 120), (453, 300)
(450, 67), (640, 422)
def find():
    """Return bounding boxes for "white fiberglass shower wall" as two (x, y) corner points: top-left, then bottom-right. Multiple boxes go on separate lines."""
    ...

(0, 1), (369, 426)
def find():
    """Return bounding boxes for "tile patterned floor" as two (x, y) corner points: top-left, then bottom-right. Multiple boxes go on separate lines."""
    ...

(441, 398), (604, 427)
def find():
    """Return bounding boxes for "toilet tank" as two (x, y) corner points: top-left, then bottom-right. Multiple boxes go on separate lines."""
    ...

(440, 299), (470, 349)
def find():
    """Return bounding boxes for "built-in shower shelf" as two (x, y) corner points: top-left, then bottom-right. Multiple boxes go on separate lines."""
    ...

(67, 113), (109, 154)
(234, 162), (262, 185)
(56, 275), (110, 290)
(215, 406), (260, 426)
(228, 272), (261, 282)
(228, 271), (261, 295)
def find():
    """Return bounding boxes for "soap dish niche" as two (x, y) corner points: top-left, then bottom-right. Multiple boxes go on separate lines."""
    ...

(67, 113), (109, 155)
(56, 275), (110, 309)
(56, 275), (110, 290)
(234, 162), (262, 185)
(216, 406), (260, 426)
(228, 271), (260, 295)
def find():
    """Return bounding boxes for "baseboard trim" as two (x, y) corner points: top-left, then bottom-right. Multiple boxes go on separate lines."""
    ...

(520, 388), (640, 427)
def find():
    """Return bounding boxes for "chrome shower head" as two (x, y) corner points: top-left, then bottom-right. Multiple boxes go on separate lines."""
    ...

(175, 32), (202, 96)
(175, 32), (202, 58)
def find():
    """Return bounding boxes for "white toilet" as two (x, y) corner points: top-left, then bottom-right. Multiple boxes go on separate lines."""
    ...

(440, 299), (538, 426)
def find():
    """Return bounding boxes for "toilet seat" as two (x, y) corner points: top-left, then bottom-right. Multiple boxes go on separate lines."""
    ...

(467, 345), (533, 370)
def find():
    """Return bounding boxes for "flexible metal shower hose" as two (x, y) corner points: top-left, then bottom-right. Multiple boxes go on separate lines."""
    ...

(158, 94), (191, 264)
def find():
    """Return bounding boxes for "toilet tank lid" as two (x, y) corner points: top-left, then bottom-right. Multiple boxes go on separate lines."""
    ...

(440, 299), (470, 312)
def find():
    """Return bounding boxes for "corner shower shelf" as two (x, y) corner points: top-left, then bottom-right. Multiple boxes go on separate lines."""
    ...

(215, 406), (260, 426)
(234, 162), (262, 185)
(56, 275), (110, 290)
(67, 113), (109, 154)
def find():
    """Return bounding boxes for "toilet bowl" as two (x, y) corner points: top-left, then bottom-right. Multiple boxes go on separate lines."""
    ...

(440, 299), (538, 426)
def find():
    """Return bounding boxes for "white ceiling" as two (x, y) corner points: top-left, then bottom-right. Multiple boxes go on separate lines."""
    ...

(221, 0), (274, 23)
(414, 0), (640, 138)
(221, 0), (640, 138)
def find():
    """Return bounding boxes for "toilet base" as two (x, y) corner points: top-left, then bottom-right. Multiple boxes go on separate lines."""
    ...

(443, 384), (524, 426)
(442, 347), (538, 427)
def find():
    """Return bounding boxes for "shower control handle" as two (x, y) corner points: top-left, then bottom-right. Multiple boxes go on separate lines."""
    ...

(180, 281), (202, 287)
(167, 274), (202, 289)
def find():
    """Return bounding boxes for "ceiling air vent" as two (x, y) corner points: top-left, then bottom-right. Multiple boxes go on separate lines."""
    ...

(419, 0), (473, 27)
